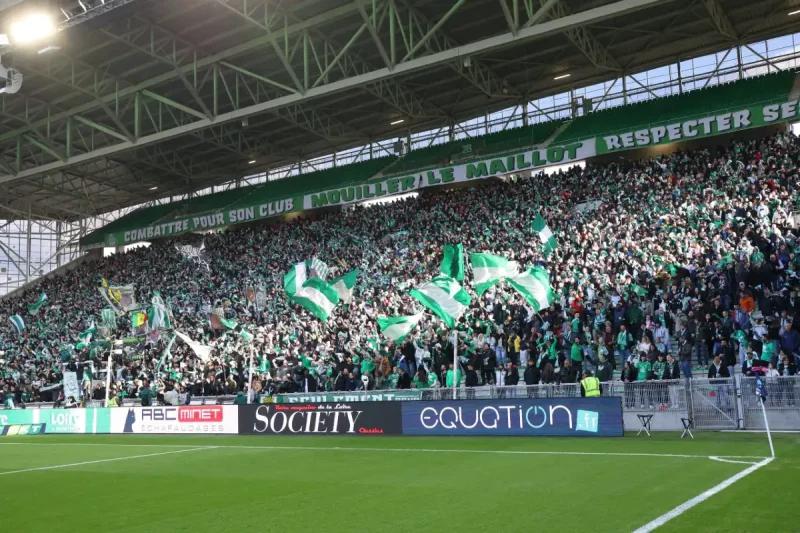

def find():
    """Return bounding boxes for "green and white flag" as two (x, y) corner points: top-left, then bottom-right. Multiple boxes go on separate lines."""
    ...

(9, 314), (24, 334)
(506, 267), (555, 312)
(76, 320), (96, 350)
(469, 253), (520, 296)
(532, 214), (558, 256)
(440, 244), (465, 281)
(148, 291), (171, 330)
(283, 262), (308, 298)
(28, 292), (47, 315)
(631, 284), (648, 297)
(174, 330), (211, 361)
(377, 313), (423, 343)
(409, 275), (471, 328)
(330, 269), (359, 304)
(293, 277), (340, 321)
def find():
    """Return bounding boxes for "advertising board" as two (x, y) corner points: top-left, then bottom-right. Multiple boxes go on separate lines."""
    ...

(401, 398), (623, 436)
(273, 391), (422, 404)
(0, 408), (110, 434)
(238, 402), (402, 436)
(109, 406), (239, 434)
(0, 424), (46, 436)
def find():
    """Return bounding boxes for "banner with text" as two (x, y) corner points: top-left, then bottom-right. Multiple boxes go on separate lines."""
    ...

(239, 402), (403, 436)
(597, 100), (800, 155)
(105, 195), (302, 247)
(401, 397), (623, 436)
(0, 408), (111, 434)
(302, 140), (595, 210)
(109, 405), (239, 434)
(273, 391), (422, 404)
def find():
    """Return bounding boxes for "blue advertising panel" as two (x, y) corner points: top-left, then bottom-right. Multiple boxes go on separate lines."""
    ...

(401, 397), (623, 436)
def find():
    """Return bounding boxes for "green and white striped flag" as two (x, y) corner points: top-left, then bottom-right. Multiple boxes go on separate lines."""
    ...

(377, 313), (423, 343)
(330, 269), (359, 304)
(440, 244), (465, 281)
(409, 275), (471, 328)
(506, 267), (555, 312)
(309, 257), (330, 280)
(174, 330), (211, 361)
(101, 308), (117, 331)
(9, 314), (24, 334)
(76, 320), (96, 350)
(469, 253), (520, 296)
(283, 262), (308, 298)
(28, 292), (47, 315)
(532, 214), (558, 256)
(294, 277), (340, 321)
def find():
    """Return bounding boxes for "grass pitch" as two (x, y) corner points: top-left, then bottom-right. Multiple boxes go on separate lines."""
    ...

(0, 432), (796, 533)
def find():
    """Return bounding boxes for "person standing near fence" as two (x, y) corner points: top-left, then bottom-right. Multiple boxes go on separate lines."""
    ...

(580, 370), (601, 397)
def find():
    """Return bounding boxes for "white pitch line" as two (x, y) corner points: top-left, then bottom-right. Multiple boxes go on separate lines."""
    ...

(0, 446), (217, 477)
(631, 457), (774, 533)
(708, 456), (758, 465)
(0, 442), (769, 460)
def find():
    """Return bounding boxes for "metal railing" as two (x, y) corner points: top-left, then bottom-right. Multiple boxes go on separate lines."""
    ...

(14, 377), (800, 430)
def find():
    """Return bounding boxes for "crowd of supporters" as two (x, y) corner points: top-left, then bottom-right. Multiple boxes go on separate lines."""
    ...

(2, 129), (800, 407)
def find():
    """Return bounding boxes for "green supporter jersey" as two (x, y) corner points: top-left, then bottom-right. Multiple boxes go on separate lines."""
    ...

(412, 376), (428, 389)
(138, 387), (157, 406)
(570, 343), (582, 362)
(761, 341), (776, 362)
(446, 369), (462, 387)
(387, 373), (399, 389)
(636, 361), (652, 381)
(651, 361), (666, 378)
(361, 358), (375, 375)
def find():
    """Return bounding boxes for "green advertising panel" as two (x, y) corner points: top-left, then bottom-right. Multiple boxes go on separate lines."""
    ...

(0, 408), (111, 434)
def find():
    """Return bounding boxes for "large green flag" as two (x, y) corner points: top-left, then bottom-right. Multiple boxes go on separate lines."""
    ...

(506, 267), (555, 312)
(377, 313), (423, 343)
(469, 253), (519, 296)
(440, 244), (465, 281)
(283, 262), (308, 298)
(293, 277), (340, 321)
(28, 292), (47, 315)
(330, 269), (359, 304)
(409, 276), (471, 328)
(219, 317), (254, 342)
(532, 215), (558, 256)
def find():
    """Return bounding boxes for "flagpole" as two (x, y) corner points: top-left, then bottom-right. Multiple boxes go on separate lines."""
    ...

(104, 351), (113, 407)
(759, 396), (775, 458)
(247, 345), (255, 404)
(452, 331), (458, 400)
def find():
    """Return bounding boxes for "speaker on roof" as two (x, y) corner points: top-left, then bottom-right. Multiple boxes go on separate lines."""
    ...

(393, 140), (405, 155)
(583, 97), (593, 113)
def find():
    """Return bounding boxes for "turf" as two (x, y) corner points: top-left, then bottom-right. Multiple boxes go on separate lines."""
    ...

(0, 432), (797, 533)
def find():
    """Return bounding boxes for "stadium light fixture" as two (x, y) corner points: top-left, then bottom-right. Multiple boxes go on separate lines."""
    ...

(789, 9), (800, 15)
(10, 13), (56, 44)
(248, 159), (256, 164)
(390, 119), (404, 125)
(553, 73), (571, 80)
(149, 186), (158, 190)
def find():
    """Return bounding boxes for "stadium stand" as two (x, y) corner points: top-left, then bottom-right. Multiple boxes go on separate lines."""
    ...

(2, 123), (800, 407)
(554, 71), (798, 145)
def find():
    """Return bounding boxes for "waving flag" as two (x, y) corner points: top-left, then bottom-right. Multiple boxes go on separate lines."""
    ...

(409, 276), (471, 328)
(9, 314), (24, 334)
(470, 253), (519, 296)
(293, 278), (340, 321)
(377, 313), (423, 343)
(440, 244), (465, 281)
(330, 269), (359, 304)
(506, 267), (555, 312)
(28, 292), (47, 315)
(532, 214), (558, 256)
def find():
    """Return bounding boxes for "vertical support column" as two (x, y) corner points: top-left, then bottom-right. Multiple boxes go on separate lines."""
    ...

(56, 220), (62, 268)
(736, 45), (743, 80)
(522, 100), (529, 127)
(622, 73), (628, 105)
(25, 202), (32, 284)
(677, 59), (683, 94)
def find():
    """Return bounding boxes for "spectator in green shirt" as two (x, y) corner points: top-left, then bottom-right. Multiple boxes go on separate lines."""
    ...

(138, 379), (157, 406)
(570, 337), (583, 375)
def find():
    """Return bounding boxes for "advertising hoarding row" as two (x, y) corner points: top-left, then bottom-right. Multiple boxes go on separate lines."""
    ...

(0, 398), (623, 437)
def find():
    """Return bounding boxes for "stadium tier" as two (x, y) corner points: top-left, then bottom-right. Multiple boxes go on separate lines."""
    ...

(79, 70), (800, 249)
(3, 125), (800, 411)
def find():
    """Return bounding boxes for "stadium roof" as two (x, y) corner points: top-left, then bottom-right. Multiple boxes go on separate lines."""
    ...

(0, 0), (797, 221)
